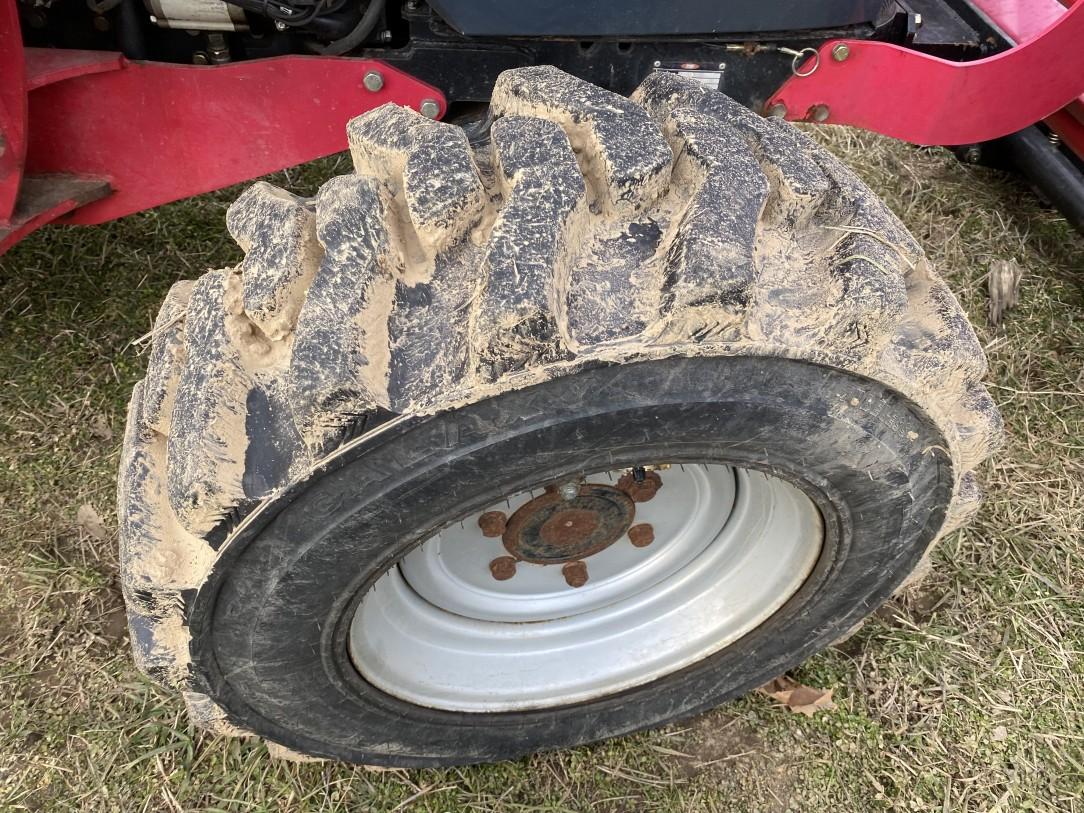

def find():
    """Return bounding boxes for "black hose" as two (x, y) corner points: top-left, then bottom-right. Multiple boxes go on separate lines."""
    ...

(305, 0), (385, 56)
(996, 126), (1084, 235)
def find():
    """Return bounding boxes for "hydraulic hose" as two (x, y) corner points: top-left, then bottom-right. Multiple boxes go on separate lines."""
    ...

(306, 0), (386, 56)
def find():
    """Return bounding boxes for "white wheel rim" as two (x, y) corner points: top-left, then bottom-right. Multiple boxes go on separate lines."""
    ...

(349, 464), (823, 712)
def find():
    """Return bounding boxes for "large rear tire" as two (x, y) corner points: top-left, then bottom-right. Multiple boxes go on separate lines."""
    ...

(118, 66), (1001, 766)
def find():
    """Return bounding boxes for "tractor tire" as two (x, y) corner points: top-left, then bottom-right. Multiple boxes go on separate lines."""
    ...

(118, 66), (1001, 766)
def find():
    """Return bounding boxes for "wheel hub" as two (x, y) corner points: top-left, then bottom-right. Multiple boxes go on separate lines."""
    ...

(502, 484), (636, 564)
(350, 463), (824, 711)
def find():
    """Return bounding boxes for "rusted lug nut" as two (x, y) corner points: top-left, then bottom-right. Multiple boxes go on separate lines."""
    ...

(628, 523), (655, 548)
(478, 511), (507, 537)
(617, 469), (663, 503)
(489, 556), (517, 581)
(562, 560), (589, 588)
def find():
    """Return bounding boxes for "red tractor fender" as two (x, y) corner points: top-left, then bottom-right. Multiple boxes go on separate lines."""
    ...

(767, 0), (1084, 146)
(0, 0), (444, 253)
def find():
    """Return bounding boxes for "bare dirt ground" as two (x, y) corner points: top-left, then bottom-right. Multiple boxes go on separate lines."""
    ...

(1, 127), (1081, 811)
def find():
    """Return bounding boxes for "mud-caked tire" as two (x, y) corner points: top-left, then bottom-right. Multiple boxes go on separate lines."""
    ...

(118, 67), (1001, 766)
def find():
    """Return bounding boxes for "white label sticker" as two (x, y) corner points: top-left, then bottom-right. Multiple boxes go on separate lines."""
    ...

(675, 70), (723, 91)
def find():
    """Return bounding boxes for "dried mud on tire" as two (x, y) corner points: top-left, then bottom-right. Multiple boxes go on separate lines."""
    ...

(118, 66), (1001, 762)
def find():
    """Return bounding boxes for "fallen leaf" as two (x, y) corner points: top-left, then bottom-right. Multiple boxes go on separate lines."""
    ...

(988, 258), (1024, 326)
(758, 676), (836, 717)
(89, 414), (113, 442)
(991, 725), (1008, 742)
(76, 503), (108, 540)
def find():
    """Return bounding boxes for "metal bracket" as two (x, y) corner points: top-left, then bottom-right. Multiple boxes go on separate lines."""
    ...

(766, 0), (1084, 145)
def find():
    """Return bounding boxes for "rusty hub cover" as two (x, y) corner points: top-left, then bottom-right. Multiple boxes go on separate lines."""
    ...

(502, 484), (635, 564)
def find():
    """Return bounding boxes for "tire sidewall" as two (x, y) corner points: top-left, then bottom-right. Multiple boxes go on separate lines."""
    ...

(188, 355), (952, 765)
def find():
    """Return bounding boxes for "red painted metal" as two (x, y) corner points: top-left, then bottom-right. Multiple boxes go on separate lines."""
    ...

(0, 198), (78, 253)
(0, 175), (111, 253)
(0, 0), (26, 222)
(974, 0), (1066, 41)
(25, 49), (127, 90)
(24, 54), (444, 226)
(972, 0), (1084, 156)
(767, 0), (1084, 145)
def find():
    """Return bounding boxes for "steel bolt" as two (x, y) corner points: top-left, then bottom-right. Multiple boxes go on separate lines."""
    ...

(628, 523), (655, 548)
(489, 556), (517, 581)
(810, 104), (830, 123)
(478, 511), (507, 538)
(363, 70), (385, 92)
(419, 99), (441, 119)
(558, 481), (580, 501)
(767, 102), (787, 119)
(562, 560), (589, 588)
(274, 20), (287, 31)
(962, 144), (983, 164)
(831, 43), (850, 62)
(192, 52), (210, 66)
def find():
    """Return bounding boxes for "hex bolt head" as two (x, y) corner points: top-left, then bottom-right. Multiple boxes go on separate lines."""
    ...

(810, 104), (831, 123)
(478, 511), (507, 538)
(831, 43), (851, 62)
(419, 99), (441, 119)
(766, 102), (787, 119)
(562, 560), (589, 588)
(363, 70), (385, 92)
(274, 20), (287, 31)
(558, 481), (580, 501)
(489, 556), (517, 581)
(628, 523), (655, 548)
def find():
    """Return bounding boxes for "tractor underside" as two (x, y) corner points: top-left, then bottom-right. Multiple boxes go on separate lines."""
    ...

(2, 0), (1082, 250)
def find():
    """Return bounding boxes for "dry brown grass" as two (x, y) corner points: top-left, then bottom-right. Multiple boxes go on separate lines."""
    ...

(1, 129), (1081, 811)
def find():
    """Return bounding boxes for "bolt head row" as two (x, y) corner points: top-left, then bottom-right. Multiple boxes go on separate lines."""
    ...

(361, 71), (440, 119)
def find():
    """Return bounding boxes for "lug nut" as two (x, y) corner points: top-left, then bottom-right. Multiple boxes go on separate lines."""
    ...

(617, 469), (663, 503)
(489, 556), (517, 581)
(628, 523), (655, 548)
(363, 70), (385, 92)
(478, 511), (507, 537)
(562, 560), (589, 588)
(419, 99), (441, 119)
(831, 43), (850, 62)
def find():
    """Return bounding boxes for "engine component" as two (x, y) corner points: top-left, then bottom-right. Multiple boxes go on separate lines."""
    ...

(144, 0), (246, 30)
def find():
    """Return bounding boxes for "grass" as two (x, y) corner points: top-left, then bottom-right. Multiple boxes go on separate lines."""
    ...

(1, 130), (1082, 812)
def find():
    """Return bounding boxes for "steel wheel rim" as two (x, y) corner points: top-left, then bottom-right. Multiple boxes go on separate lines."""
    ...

(348, 464), (823, 712)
